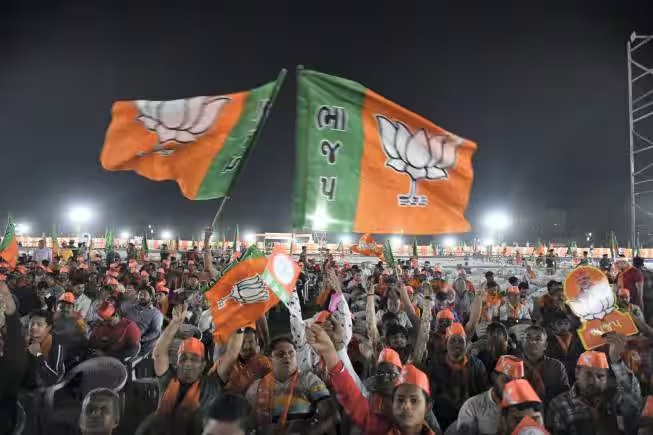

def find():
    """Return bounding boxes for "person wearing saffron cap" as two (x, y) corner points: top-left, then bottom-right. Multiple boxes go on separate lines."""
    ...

(89, 301), (141, 360)
(497, 379), (544, 435)
(547, 334), (642, 435)
(53, 291), (88, 338)
(307, 322), (438, 434)
(429, 322), (489, 431)
(146, 302), (223, 434)
(454, 355), (525, 435)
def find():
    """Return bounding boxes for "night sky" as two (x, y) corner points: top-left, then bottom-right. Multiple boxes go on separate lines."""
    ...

(1, 1), (652, 241)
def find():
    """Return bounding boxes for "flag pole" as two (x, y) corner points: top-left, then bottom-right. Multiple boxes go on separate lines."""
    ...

(208, 69), (287, 231)
(210, 196), (230, 229)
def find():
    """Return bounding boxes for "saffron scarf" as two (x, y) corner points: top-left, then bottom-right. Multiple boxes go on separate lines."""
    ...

(482, 295), (502, 321)
(555, 333), (573, 355)
(157, 377), (201, 418)
(524, 359), (546, 401)
(445, 356), (470, 406)
(256, 371), (299, 432)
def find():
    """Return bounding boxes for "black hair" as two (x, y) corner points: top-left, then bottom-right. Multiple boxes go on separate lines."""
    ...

(29, 309), (54, 326)
(37, 280), (49, 290)
(546, 280), (562, 292)
(486, 281), (499, 289)
(634, 256), (644, 268)
(83, 388), (120, 422)
(205, 394), (254, 432)
(524, 324), (547, 341)
(381, 311), (399, 324)
(500, 401), (543, 415)
(269, 335), (295, 352)
(386, 324), (409, 340)
(508, 276), (519, 286)
(486, 322), (508, 339)
(518, 282), (529, 291)
(485, 271), (495, 279)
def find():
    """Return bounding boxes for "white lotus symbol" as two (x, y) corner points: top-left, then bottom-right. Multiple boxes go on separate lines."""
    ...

(216, 275), (269, 309)
(566, 272), (615, 321)
(377, 115), (464, 207)
(135, 96), (230, 155)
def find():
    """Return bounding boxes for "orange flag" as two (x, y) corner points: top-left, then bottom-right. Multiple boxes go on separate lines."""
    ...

(100, 73), (285, 200)
(0, 219), (18, 269)
(292, 68), (476, 235)
(204, 246), (279, 343)
(350, 233), (384, 258)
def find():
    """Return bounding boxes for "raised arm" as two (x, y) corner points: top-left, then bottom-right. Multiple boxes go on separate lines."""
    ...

(214, 330), (244, 383)
(398, 281), (420, 327)
(203, 228), (218, 278)
(411, 282), (432, 365)
(464, 288), (483, 337)
(366, 282), (380, 351)
(153, 302), (187, 376)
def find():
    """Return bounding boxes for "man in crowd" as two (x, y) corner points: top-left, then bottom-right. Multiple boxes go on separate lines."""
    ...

(546, 334), (642, 434)
(148, 302), (223, 434)
(246, 335), (338, 434)
(24, 309), (65, 387)
(202, 394), (255, 435)
(89, 301), (141, 360)
(498, 379), (545, 435)
(455, 355), (525, 434)
(79, 388), (121, 435)
(615, 255), (645, 313)
(121, 286), (163, 353)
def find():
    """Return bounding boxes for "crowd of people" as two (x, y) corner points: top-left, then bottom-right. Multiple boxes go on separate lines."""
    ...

(2, 230), (653, 434)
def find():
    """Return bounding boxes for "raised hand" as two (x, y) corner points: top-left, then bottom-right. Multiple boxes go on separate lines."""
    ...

(305, 323), (336, 357)
(171, 302), (188, 324)
(0, 281), (16, 316)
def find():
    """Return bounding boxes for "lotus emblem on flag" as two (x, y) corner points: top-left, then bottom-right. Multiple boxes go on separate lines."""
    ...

(217, 274), (269, 309)
(376, 115), (463, 207)
(135, 96), (231, 156)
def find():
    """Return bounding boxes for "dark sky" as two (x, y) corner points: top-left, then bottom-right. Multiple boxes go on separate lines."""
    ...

(1, 0), (652, 240)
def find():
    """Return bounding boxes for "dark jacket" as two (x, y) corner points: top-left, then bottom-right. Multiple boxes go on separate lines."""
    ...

(429, 355), (489, 430)
(0, 314), (28, 435)
(23, 334), (65, 388)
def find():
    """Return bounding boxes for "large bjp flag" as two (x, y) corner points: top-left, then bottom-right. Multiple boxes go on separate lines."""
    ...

(204, 246), (279, 343)
(100, 71), (286, 200)
(292, 68), (477, 234)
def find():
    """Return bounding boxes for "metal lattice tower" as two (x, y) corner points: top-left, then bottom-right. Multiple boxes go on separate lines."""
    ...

(628, 32), (653, 247)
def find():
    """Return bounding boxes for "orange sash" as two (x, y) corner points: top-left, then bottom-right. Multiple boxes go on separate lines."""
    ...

(256, 371), (299, 431)
(555, 334), (573, 355)
(157, 378), (201, 418)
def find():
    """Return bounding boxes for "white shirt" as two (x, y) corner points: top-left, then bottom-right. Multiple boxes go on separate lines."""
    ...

(33, 247), (52, 263)
(456, 389), (500, 435)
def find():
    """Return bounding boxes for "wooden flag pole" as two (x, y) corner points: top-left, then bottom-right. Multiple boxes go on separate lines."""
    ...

(210, 196), (230, 229)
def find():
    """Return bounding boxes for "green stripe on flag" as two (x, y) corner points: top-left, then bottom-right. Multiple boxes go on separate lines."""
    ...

(196, 72), (286, 199)
(292, 68), (366, 232)
(261, 268), (291, 304)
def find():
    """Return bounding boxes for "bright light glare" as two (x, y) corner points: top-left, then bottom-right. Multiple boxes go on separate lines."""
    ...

(161, 230), (173, 240)
(391, 236), (403, 246)
(483, 238), (495, 246)
(15, 223), (30, 235)
(483, 211), (511, 230)
(308, 204), (335, 231)
(444, 237), (456, 247)
(244, 232), (256, 243)
(120, 231), (130, 239)
(69, 206), (92, 223)
(340, 235), (352, 245)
